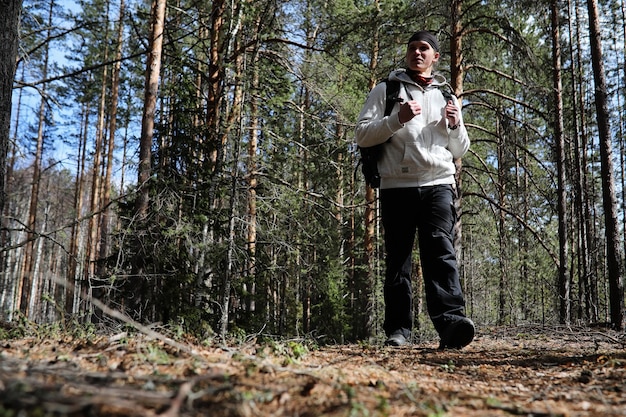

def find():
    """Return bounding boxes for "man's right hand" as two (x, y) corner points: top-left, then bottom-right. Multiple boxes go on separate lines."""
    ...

(398, 101), (422, 124)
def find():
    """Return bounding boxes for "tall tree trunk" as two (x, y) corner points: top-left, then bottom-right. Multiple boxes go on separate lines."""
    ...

(450, 0), (465, 262)
(572, 0), (598, 321)
(125, 0), (166, 320)
(618, 0), (626, 297)
(192, 21), (210, 308)
(0, 0), (22, 234)
(119, 89), (132, 193)
(66, 102), (90, 316)
(202, 0), (226, 309)
(136, 0), (166, 220)
(206, 0), (225, 154)
(99, 0), (125, 276)
(586, 0), (624, 329)
(30, 197), (49, 321)
(552, 0), (570, 324)
(246, 47), (260, 314)
(496, 116), (508, 325)
(0, 0), (22, 317)
(17, 0), (54, 318)
(363, 0), (381, 340)
(519, 133), (531, 320)
(296, 84), (308, 335)
(219, 3), (244, 337)
(567, 0), (588, 322)
(87, 0), (111, 322)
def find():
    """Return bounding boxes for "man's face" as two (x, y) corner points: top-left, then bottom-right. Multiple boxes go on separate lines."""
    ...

(405, 40), (440, 75)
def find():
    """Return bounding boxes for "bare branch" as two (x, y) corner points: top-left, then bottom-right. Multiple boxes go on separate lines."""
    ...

(464, 190), (558, 266)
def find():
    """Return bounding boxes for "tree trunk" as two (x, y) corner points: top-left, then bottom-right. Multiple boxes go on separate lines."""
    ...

(0, 0), (22, 317)
(87, 0), (111, 322)
(219, 3), (245, 337)
(0, 0), (22, 219)
(18, 0), (55, 318)
(450, 0), (465, 262)
(66, 102), (90, 316)
(246, 46), (260, 314)
(206, 0), (225, 153)
(552, 0), (570, 325)
(136, 0), (166, 220)
(99, 0), (125, 276)
(202, 0), (226, 311)
(571, 0), (598, 322)
(496, 117), (508, 325)
(363, 1), (380, 340)
(615, 0), (626, 290)
(567, 0), (587, 322)
(586, 0), (624, 329)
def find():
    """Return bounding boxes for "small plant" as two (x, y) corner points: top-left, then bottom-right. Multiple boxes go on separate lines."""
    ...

(375, 395), (390, 414)
(440, 359), (456, 373)
(287, 340), (308, 359)
(139, 342), (171, 365)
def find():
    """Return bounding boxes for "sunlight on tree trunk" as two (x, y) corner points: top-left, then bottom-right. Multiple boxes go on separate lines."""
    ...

(552, 0), (570, 325)
(586, 0), (624, 330)
(66, 102), (90, 316)
(220, 14), (245, 339)
(136, 0), (166, 220)
(569, 0), (598, 322)
(17, 0), (55, 319)
(450, 0), (465, 262)
(0, 0), (22, 226)
(496, 116), (509, 325)
(99, 0), (126, 279)
(247, 43), (261, 314)
(363, 0), (381, 340)
(87, 0), (111, 322)
(0, 0), (22, 318)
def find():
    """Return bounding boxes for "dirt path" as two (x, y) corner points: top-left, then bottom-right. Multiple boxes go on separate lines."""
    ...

(1, 326), (625, 416)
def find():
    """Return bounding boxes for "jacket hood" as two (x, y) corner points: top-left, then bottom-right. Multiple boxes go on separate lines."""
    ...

(388, 69), (447, 88)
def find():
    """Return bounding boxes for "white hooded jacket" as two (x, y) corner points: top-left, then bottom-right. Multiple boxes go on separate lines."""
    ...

(355, 69), (470, 189)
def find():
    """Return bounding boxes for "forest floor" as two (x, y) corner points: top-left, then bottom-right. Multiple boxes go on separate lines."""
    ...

(1, 324), (626, 417)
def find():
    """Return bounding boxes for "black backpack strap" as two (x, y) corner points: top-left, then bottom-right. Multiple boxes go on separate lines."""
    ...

(438, 84), (455, 102)
(383, 79), (402, 116)
(356, 79), (404, 188)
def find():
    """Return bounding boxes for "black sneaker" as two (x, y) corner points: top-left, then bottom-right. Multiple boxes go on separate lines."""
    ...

(384, 331), (409, 347)
(439, 317), (475, 350)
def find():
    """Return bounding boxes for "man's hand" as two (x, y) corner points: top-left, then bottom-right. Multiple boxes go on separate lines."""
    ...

(445, 100), (461, 128)
(398, 101), (422, 124)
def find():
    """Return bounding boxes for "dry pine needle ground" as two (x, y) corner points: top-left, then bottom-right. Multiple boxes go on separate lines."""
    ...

(1, 325), (626, 416)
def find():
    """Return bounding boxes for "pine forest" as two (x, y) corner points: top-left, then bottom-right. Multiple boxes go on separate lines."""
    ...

(2, 0), (626, 344)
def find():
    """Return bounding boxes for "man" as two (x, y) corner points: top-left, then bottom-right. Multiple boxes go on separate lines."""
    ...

(355, 31), (474, 349)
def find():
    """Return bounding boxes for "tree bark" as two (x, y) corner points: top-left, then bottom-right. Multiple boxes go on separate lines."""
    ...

(496, 117), (508, 325)
(586, 0), (624, 329)
(571, 0), (597, 321)
(87, 0), (110, 322)
(247, 45), (260, 314)
(450, 0), (465, 261)
(552, 0), (570, 325)
(219, 10), (245, 339)
(66, 102), (90, 316)
(206, 0), (225, 154)
(99, 0), (125, 276)
(18, 0), (55, 318)
(136, 0), (166, 220)
(0, 0), (22, 317)
(363, 0), (380, 340)
(0, 0), (22, 222)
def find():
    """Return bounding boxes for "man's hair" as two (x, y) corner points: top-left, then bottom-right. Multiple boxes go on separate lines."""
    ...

(407, 31), (439, 52)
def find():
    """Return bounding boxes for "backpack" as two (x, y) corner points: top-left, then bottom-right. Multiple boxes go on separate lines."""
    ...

(358, 80), (455, 188)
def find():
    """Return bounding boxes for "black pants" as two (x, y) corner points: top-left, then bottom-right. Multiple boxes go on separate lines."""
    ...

(380, 185), (466, 338)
